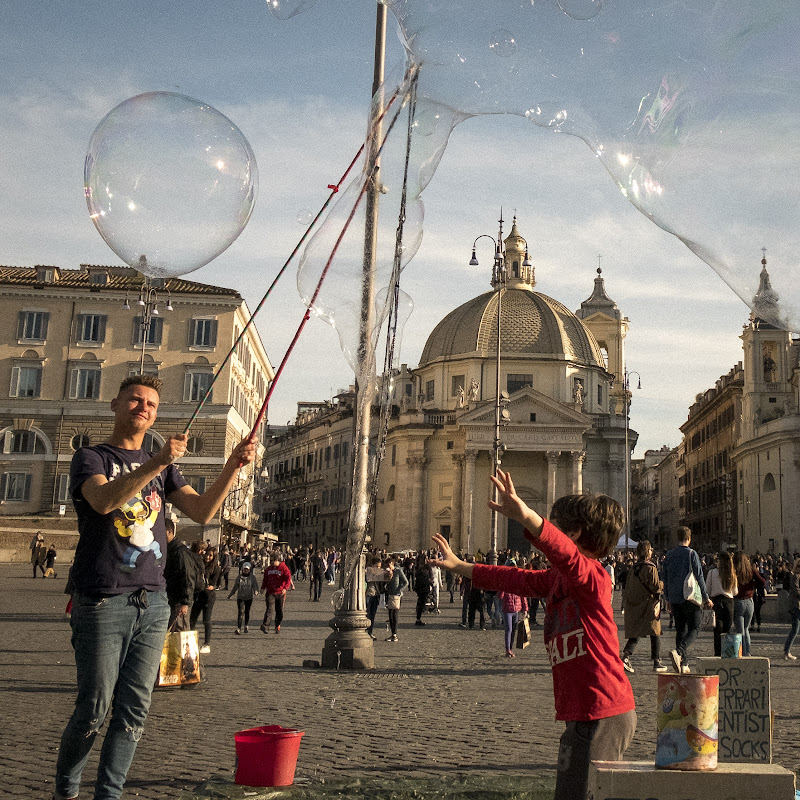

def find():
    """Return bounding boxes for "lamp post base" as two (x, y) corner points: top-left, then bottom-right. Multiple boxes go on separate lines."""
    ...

(321, 610), (375, 670)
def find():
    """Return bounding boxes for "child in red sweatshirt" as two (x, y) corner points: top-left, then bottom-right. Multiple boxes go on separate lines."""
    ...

(431, 469), (635, 800)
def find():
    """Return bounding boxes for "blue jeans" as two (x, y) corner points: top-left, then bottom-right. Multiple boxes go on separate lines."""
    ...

(366, 593), (380, 635)
(55, 590), (169, 800)
(672, 600), (702, 661)
(734, 597), (754, 656)
(784, 607), (800, 654)
(502, 611), (518, 652)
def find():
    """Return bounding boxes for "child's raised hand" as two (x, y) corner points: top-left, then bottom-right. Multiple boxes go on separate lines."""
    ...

(429, 533), (460, 572)
(488, 469), (542, 531)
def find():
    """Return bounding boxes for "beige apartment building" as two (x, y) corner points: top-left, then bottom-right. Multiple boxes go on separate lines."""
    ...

(0, 263), (272, 550)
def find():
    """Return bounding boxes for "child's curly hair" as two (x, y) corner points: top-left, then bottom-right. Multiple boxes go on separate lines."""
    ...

(549, 493), (625, 559)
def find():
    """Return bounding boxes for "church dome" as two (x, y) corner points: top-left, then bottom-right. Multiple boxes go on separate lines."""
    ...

(420, 287), (606, 367)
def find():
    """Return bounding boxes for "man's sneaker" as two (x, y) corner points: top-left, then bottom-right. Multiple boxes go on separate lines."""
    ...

(259, 624), (268, 634)
(654, 661), (669, 672)
(681, 665), (691, 674)
(670, 649), (682, 673)
(385, 634), (398, 642)
(458, 623), (468, 628)
(622, 656), (635, 674)
(235, 629), (241, 635)
(275, 625), (281, 634)
(199, 645), (211, 654)
(784, 652), (798, 661)
(244, 626), (249, 633)
(480, 626), (487, 631)
(415, 619), (425, 626)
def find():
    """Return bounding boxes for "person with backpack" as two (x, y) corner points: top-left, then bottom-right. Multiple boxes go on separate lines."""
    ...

(620, 540), (668, 673)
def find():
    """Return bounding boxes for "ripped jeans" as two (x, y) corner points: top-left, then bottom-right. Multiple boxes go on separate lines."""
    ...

(55, 590), (169, 800)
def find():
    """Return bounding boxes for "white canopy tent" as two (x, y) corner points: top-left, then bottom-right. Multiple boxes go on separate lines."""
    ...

(616, 534), (636, 550)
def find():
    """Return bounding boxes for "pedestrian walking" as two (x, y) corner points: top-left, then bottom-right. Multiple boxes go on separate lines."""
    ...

(217, 545), (232, 590)
(383, 556), (409, 642)
(191, 548), (221, 653)
(782, 557), (800, 660)
(51, 374), (256, 800)
(705, 552), (737, 657)
(733, 551), (766, 656)
(311, 549), (326, 601)
(44, 544), (58, 578)
(31, 532), (46, 578)
(620, 540), (668, 673)
(164, 519), (202, 629)
(228, 562), (259, 633)
(414, 553), (433, 626)
(365, 554), (387, 639)
(498, 589), (528, 657)
(430, 470), (636, 800)
(662, 526), (712, 674)
(260, 552), (292, 633)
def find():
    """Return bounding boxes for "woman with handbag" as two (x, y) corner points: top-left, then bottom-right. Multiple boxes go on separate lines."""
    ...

(498, 589), (528, 657)
(383, 556), (409, 642)
(705, 552), (737, 656)
(191, 547), (221, 653)
(621, 540), (668, 673)
(733, 551), (766, 656)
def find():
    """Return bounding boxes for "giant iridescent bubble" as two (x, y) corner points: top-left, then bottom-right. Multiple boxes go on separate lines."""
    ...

(292, 1), (800, 338)
(85, 92), (258, 279)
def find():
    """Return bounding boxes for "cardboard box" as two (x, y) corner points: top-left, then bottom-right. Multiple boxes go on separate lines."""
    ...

(588, 760), (795, 800)
(696, 656), (772, 763)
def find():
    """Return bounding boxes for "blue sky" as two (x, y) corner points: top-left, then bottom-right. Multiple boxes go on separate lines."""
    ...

(3, 0), (795, 454)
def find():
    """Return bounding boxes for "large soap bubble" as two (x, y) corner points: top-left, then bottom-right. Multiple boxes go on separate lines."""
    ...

(85, 92), (258, 279)
(286, 1), (800, 332)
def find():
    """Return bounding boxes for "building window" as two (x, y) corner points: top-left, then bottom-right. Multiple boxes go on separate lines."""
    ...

(184, 372), (213, 402)
(391, 444), (396, 466)
(451, 375), (465, 396)
(71, 434), (91, 450)
(17, 311), (49, 342)
(77, 314), (107, 344)
(0, 472), (32, 501)
(387, 484), (395, 501)
(10, 365), (42, 398)
(425, 380), (435, 401)
(57, 473), (70, 503)
(69, 367), (101, 400)
(446, 441), (454, 450)
(187, 475), (207, 494)
(342, 442), (348, 462)
(190, 318), (218, 348)
(507, 374), (533, 394)
(530, 413), (537, 422)
(187, 436), (204, 454)
(4, 430), (46, 455)
(763, 473), (776, 492)
(134, 316), (163, 346)
(597, 385), (603, 405)
(143, 431), (164, 453)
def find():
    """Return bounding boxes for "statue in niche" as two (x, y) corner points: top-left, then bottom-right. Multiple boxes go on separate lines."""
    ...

(469, 378), (480, 403)
(457, 385), (465, 408)
(763, 346), (777, 382)
(573, 381), (584, 406)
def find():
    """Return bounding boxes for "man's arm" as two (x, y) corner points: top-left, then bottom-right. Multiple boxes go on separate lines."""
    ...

(80, 436), (187, 515)
(168, 437), (257, 524)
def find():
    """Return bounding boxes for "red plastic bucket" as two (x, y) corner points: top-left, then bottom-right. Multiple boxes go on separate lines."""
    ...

(234, 725), (305, 787)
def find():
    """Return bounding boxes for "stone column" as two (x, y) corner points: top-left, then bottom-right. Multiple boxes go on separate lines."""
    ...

(451, 454), (464, 550)
(462, 449), (478, 553)
(407, 455), (428, 551)
(546, 451), (560, 519)
(570, 451), (585, 494)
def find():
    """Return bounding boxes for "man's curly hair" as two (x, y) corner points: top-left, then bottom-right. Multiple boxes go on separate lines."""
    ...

(549, 493), (625, 558)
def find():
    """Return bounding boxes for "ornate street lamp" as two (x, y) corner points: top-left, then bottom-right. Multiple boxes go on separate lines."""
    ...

(123, 276), (174, 374)
(623, 368), (641, 544)
(469, 214), (530, 563)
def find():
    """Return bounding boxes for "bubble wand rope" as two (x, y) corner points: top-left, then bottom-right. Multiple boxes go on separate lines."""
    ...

(246, 76), (416, 443)
(181, 79), (408, 436)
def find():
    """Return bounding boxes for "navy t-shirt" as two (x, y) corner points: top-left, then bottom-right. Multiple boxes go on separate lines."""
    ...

(70, 443), (187, 595)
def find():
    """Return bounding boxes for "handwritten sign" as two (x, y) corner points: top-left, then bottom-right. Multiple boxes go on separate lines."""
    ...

(695, 657), (772, 763)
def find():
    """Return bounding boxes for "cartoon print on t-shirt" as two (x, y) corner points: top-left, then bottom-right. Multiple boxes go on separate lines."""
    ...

(113, 487), (163, 572)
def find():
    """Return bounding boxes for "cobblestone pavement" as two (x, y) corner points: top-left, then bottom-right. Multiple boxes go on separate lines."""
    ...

(1, 564), (799, 799)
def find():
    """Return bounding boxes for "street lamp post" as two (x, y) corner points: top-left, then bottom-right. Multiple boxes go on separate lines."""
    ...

(622, 368), (641, 544)
(124, 277), (173, 374)
(469, 214), (529, 563)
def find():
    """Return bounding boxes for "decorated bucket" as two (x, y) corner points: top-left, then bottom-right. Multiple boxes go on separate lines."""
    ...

(721, 632), (743, 658)
(656, 674), (719, 770)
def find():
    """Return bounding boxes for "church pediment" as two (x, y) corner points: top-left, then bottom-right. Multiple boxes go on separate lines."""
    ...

(458, 386), (591, 429)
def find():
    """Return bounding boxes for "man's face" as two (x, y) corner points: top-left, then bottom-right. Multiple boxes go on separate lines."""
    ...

(111, 384), (159, 431)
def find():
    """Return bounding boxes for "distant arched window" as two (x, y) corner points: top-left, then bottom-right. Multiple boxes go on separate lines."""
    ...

(763, 473), (776, 492)
(387, 484), (396, 502)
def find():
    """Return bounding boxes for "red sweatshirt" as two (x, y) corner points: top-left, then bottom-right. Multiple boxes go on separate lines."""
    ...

(261, 562), (292, 594)
(472, 520), (634, 722)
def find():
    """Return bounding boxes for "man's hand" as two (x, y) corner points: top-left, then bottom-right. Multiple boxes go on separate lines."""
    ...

(429, 533), (461, 571)
(157, 434), (188, 466)
(230, 436), (258, 468)
(488, 469), (540, 530)
(179, 604), (189, 616)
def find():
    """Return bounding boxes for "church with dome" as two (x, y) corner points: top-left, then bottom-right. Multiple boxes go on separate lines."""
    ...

(372, 217), (637, 554)
(259, 217), (638, 555)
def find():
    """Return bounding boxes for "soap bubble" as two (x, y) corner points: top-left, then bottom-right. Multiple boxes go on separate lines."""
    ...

(556, 0), (604, 21)
(266, 0), (319, 21)
(296, 209), (314, 226)
(489, 30), (517, 58)
(84, 92), (258, 279)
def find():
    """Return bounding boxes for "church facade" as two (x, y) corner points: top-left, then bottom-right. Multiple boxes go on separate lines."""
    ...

(371, 218), (637, 554)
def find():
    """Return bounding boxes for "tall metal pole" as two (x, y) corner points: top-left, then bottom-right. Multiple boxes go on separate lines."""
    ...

(489, 214), (505, 565)
(321, 2), (386, 669)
